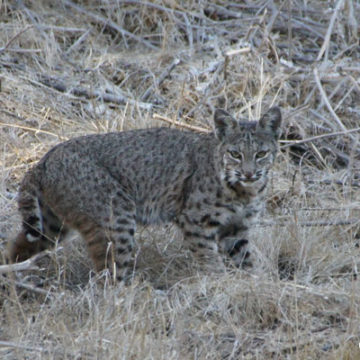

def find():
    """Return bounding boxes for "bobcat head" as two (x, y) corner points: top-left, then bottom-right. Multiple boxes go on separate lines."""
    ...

(214, 107), (282, 190)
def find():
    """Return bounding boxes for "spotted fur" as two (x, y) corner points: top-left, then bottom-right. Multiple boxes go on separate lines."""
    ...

(9, 107), (282, 281)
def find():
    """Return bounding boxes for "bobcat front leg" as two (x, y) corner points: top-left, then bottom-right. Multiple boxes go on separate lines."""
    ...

(178, 221), (226, 273)
(218, 224), (252, 268)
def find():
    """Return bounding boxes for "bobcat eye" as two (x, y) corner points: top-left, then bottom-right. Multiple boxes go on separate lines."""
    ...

(228, 150), (242, 160)
(256, 151), (268, 159)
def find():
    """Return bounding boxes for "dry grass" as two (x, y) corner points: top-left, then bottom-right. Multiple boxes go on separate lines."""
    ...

(1, 0), (360, 358)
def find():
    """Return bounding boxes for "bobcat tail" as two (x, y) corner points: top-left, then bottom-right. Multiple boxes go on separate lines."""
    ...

(8, 170), (51, 263)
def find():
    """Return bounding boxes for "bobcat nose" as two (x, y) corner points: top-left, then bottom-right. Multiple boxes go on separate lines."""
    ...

(244, 172), (253, 179)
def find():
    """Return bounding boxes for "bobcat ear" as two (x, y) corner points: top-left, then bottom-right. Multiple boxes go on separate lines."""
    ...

(214, 109), (238, 141)
(257, 107), (282, 139)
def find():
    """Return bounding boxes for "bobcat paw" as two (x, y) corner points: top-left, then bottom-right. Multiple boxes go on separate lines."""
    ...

(227, 239), (252, 268)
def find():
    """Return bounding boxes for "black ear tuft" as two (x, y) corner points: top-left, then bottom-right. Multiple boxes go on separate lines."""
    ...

(257, 107), (282, 139)
(214, 109), (238, 141)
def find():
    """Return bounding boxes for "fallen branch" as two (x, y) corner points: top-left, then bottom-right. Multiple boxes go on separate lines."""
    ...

(39, 75), (153, 110)
(0, 259), (40, 275)
(0, 248), (61, 275)
(12, 280), (51, 296)
(205, 3), (242, 19)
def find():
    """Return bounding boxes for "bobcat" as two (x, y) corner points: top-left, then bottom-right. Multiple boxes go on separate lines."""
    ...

(9, 107), (281, 282)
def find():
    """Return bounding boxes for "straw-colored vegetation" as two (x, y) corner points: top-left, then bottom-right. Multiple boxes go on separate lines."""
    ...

(1, 0), (359, 358)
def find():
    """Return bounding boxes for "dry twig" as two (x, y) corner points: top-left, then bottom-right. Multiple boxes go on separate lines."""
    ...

(0, 249), (61, 275)
(153, 114), (210, 133)
(316, 0), (345, 61)
(65, 28), (91, 55)
(12, 280), (51, 296)
(0, 258), (40, 275)
(313, 68), (354, 136)
(280, 127), (360, 149)
(0, 25), (34, 53)
(0, 120), (61, 139)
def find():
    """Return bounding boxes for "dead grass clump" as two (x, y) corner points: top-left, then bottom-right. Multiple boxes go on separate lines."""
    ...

(1, 0), (360, 358)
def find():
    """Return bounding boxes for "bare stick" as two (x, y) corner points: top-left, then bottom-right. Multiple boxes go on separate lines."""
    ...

(0, 25), (34, 53)
(63, 0), (158, 50)
(0, 249), (61, 275)
(37, 25), (87, 32)
(316, 0), (345, 61)
(345, 0), (358, 40)
(153, 114), (210, 133)
(3, 48), (42, 54)
(65, 28), (91, 55)
(313, 68), (351, 134)
(262, 1), (282, 43)
(280, 126), (360, 149)
(0, 260), (40, 274)
(225, 47), (251, 57)
(0, 121), (61, 139)
(12, 281), (51, 296)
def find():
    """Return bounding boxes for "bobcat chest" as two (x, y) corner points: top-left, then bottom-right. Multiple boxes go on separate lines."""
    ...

(219, 197), (262, 226)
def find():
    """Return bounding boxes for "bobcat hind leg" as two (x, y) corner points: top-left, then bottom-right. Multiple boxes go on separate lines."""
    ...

(73, 202), (136, 283)
(9, 193), (68, 263)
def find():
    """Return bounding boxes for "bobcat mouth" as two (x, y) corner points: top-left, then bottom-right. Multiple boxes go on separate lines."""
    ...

(236, 170), (263, 184)
(239, 178), (259, 184)
(237, 173), (260, 183)
(225, 170), (260, 186)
